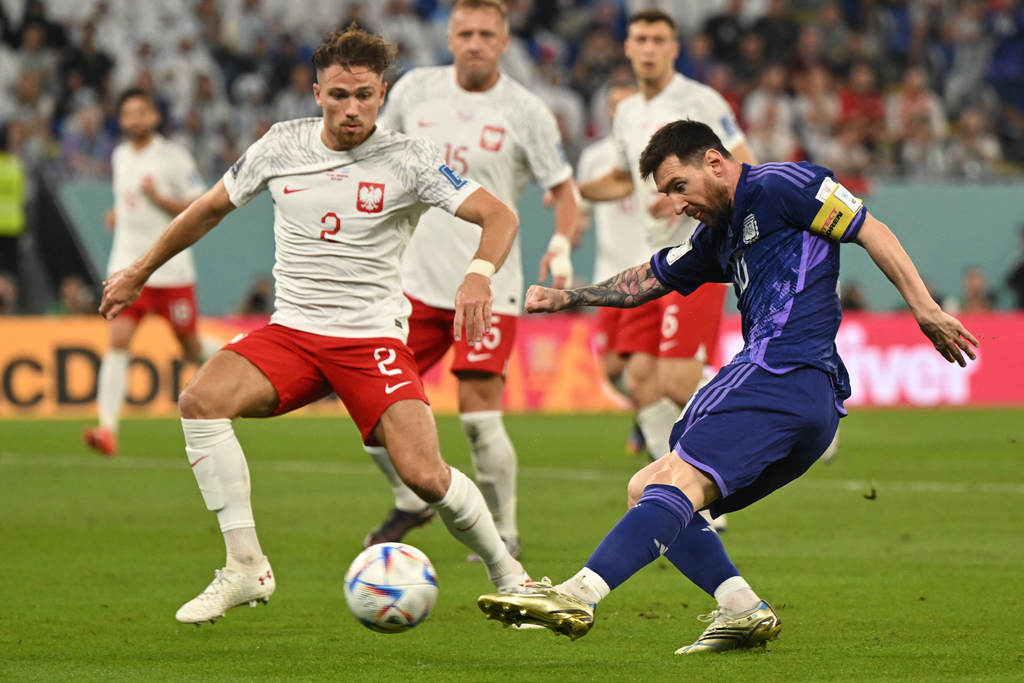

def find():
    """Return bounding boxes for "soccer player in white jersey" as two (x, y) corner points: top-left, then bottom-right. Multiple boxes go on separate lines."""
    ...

(576, 81), (651, 451)
(99, 27), (530, 625)
(83, 88), (207, 457)
(578, 10), (758, 529)
(363, 0), (580, 558)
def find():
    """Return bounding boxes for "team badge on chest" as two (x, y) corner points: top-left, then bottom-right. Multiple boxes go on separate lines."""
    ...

(357, 182), (385, 213)
(480, 125), (506, 152)
(743, 213), (759, 244)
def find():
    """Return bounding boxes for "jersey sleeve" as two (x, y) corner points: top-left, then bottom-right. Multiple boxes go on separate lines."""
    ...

(408, 137), (481, 214)
(221, 129), (273, 208)
(518, 97), (572, 190)
(575, 143), (602, 213)
(378, 72), (409, 132)
(649, 225), (728, 294)
(779, 174), (867, 243)
(699, 88), (747, 151)
(610, 109), (631, 173)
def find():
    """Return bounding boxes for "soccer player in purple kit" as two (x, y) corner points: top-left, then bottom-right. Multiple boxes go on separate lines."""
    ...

(478, 120), (978, 653)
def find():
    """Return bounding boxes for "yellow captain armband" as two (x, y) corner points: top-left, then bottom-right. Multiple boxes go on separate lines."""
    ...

(808, 177), (864, 241)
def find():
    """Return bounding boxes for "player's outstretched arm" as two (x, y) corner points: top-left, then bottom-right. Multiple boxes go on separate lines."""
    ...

(578, 167), (634, 202)
(538, 178), (581, 289)
(856, 212), (979, 366)
(525, 261), (670, 314)
(99, 180), (236, 320)
(452, 187), (519, 344)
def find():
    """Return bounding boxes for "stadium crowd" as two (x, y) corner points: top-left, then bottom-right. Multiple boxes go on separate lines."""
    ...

(0, 0), (1023, 312)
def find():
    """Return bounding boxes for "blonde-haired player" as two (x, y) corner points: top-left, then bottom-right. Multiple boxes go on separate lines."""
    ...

(364, 0), (580, 559)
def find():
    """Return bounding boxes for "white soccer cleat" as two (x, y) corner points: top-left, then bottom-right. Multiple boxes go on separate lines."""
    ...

(818, 428), (840, 464)
(175, 559), (276, 625)
(699, 509), (727, 533)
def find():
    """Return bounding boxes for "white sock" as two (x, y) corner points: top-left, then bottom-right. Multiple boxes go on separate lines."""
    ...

(364, 444), (430, 513)
(636, 397), (681, 460)
(558, 567), (611, 605)
(714, 575), (760, 614)
(181, 418), (263, 571)
(460, 410), (518, 540)
(97, 348), (129, 433)
(431, 467), (525, 588)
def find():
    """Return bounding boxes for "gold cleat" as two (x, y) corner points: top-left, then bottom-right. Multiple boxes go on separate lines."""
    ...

(674, 601), (782, 654)
(478, 579), (594, 641)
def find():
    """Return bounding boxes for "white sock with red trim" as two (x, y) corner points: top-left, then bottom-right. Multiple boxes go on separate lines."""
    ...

(431, 467), (526, 589)
(181, 418), (263, 572)
(363, 444), (430, 513)
(460, 410), (518, 541)
(97, 348), (128, 433)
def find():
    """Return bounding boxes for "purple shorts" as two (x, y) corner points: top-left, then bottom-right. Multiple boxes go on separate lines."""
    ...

(670, 362), (842, 517)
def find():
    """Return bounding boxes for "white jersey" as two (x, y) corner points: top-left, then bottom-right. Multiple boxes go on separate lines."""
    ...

(109, 136), (205, 286)
(222, 118), (479, 341)
(613, 73), (746, 250)
(380, 66), (572, 315)
(576, 137), (651, 283)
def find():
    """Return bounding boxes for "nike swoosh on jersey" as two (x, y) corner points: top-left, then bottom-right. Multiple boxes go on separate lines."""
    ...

(283, 186), (310, 194)
(659, 340), (678, 352)
(417, 121), (438, 127)
(466, 351), (492, 362)
(385, 381), (413, 394)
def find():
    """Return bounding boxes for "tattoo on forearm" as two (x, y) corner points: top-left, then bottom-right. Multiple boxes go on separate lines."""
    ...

(564, 263), (670, 308)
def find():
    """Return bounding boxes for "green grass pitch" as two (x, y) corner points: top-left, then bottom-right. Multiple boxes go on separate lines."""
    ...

(1, 409), (1022, 681)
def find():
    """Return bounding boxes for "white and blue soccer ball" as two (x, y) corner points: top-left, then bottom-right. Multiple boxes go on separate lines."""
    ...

(343, 542), (438, 633)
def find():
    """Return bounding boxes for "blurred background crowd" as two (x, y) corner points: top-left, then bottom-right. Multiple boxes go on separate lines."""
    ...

(1, 0), (1023, 316)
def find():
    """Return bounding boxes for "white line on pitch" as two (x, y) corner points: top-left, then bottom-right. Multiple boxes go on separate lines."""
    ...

(2, 451), (1023, 496)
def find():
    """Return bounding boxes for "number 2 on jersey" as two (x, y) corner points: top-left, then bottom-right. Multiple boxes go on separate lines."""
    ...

(320, 212), (341, 243)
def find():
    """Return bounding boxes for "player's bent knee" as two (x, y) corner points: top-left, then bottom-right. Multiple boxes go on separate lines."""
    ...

(393, 457), (449, 503)
(627, 469), (652, 508)
(178, 383), (230, 420)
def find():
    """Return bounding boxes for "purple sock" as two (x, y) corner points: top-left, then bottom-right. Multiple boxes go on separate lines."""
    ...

(584, 484), (694, 591)
(664, 512), (741, 596)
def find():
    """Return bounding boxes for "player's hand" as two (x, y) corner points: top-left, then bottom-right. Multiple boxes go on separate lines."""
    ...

(915, 307), (979, 367)
(541, 189), (555, 208)
(104, 208), (115, 232)
(140, 176), (157, 200)
(525, 284), (570, 313)
(647, 195), (678, 220)
(99, 266), (146, 320)
(454, 273), (492, 344)
(538, 233), (573, 289)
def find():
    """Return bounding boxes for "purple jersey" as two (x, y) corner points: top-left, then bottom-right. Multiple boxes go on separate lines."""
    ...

(651, 162), (867, 405)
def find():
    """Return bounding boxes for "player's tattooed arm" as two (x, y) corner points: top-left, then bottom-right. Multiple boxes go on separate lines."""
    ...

(525, 262), (670, 313)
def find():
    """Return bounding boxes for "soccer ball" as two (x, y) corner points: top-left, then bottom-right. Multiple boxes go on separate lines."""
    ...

(343, 542), (438, 633)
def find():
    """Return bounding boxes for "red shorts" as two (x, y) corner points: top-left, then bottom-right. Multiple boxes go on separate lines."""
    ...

(593, 307), (626, 357)
(224, 324), (428, 442)
(615, 284), (726, 360)
(120, 284), (197, 336)
(405, 296), (517, 377)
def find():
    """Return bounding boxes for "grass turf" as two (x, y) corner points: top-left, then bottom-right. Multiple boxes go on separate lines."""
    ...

(0, 409), (1022, 681)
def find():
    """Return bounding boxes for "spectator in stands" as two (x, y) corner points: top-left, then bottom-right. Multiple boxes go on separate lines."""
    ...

(0, 269), (17, 314)
(744, 64), (798, 162)
(886, 66), (947, 149)
(703, 0), (746, 66)
(947, 107), (1003, 181)
(942, 0), (993, 115)
(49, 274), (96, 315)
(753, 0), (798, 65)
(820, 121), (874, 180)
(1005, 225), (1024, 309)
(59, 22), (112, 97)
(60, 102), (114, 179)
(960, 266), (997, 313)
(900, 111), (949, 180)
(793, 64), (840, 163)
(272, 62), (320, 123)
(731, 31), (766, 99)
